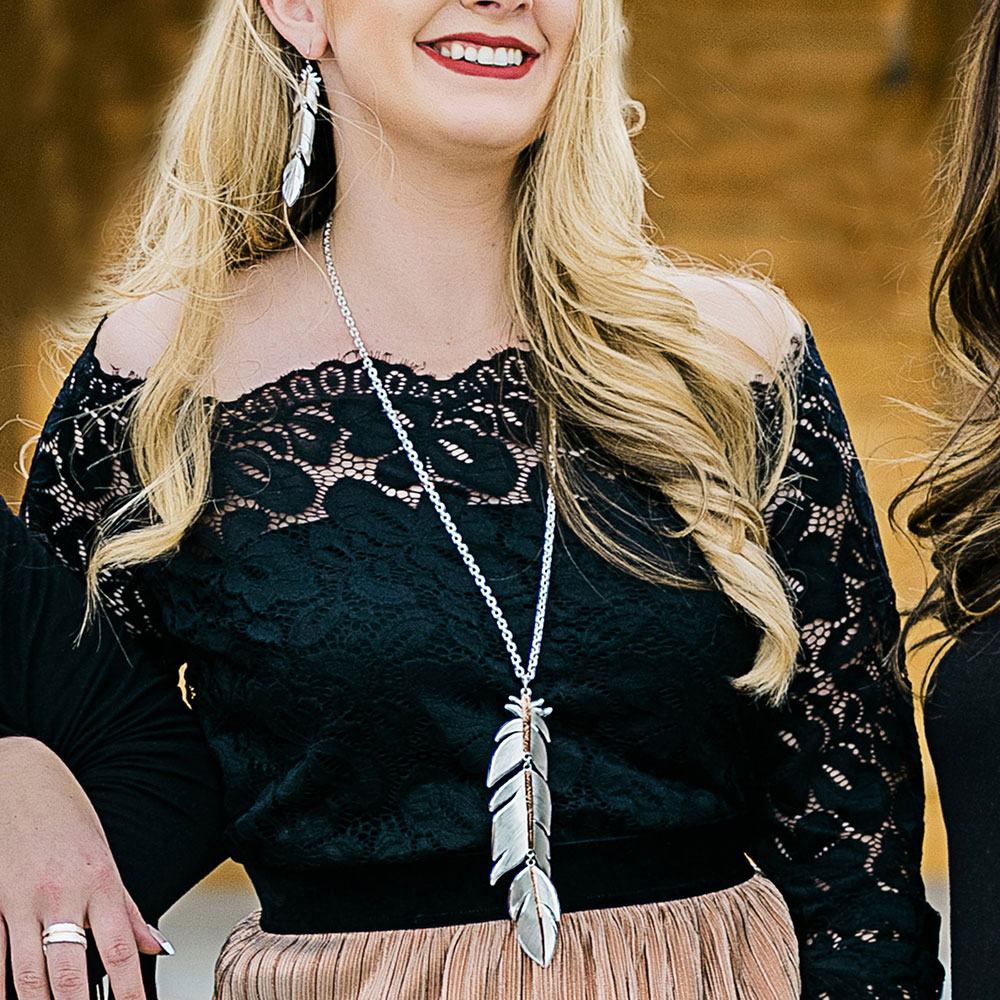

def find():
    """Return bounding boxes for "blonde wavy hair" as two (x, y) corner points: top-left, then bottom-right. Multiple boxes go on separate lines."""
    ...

(57, 0), (800, 702)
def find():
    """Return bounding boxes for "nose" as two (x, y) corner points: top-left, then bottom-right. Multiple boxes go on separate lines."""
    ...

(459, 0), (532, 13)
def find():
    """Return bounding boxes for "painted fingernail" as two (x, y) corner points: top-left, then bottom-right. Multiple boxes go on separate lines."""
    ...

(147, 925), (176, 956)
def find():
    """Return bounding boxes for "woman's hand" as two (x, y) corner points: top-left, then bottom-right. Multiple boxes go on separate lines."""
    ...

(0, 738), (168, 1000)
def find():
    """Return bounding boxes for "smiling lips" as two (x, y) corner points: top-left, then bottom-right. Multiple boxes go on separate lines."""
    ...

(418, 34), (540, 80)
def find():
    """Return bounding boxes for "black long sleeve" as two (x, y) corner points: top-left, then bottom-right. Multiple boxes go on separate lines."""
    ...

(925, 613), (1000, 999)
(0, 496), (228, 993)
(747, 340), (943, 998)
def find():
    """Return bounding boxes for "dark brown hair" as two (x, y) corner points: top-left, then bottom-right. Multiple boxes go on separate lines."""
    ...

(893, 0), (1000, 676)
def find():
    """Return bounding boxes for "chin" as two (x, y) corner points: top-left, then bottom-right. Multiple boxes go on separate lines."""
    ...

(429, 117), (541, 161)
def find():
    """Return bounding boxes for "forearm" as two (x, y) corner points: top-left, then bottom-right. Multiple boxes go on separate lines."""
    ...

(755, 331), (943, 996)
(0, 500), (229, 919)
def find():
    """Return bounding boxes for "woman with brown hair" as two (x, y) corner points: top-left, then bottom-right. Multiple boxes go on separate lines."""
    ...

(0, 0), (942, 996)
(894, 1), (1000, 995)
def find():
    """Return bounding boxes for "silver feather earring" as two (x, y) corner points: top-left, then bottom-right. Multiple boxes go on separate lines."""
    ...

(282, 62), (323, 208)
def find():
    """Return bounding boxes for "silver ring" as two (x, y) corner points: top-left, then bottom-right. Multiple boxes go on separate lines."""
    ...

(42, 923), (87, 954)
(43, 922), (86, 937)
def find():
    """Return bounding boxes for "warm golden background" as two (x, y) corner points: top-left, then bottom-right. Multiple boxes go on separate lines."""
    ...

(0, 0), (975, 994)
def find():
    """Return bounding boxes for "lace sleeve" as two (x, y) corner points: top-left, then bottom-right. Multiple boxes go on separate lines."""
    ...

(20, 329), (161, 641)
(749, 332), (943, 999)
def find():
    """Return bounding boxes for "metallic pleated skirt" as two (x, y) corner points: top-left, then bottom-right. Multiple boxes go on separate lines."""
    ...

(213, 873), (799, 1000)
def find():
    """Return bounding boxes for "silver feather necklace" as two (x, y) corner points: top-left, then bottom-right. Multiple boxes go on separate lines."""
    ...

(322, 219), (562, 967)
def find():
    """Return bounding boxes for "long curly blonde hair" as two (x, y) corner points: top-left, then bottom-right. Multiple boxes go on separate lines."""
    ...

(57, 0), (800, 702)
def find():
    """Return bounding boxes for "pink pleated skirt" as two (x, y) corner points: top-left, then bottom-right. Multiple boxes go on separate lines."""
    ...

(212, 873), (799, 1000)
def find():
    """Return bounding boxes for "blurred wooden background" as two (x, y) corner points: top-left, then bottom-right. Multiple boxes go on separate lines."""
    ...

(0, 0), (978, 906)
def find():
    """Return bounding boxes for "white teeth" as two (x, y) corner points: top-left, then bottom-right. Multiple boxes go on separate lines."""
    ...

(432, 43), (528, 67)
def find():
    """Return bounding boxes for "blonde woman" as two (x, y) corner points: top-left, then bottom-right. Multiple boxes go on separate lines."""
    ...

(0, 0), (941, 997)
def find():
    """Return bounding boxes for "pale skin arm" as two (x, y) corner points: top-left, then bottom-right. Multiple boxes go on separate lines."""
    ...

(0, 738), (165, 1000)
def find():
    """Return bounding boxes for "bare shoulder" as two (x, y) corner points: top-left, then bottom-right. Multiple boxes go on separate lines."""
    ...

(667, 270), (805, 378)
(94, 291), (185, 379)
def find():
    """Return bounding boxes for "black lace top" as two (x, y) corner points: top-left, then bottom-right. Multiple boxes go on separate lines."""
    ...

(21, 327), (942, 998)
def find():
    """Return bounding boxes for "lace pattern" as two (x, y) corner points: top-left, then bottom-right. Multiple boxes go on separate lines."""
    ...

(20, 330), (942, 998)
(751, 346), (942, 997)
(207, 349), (539, 540)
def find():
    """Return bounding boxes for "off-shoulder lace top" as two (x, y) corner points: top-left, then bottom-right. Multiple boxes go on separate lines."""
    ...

(20, 327), (942, 998)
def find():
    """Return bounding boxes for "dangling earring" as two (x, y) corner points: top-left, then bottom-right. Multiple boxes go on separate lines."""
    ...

(282, 62), (323, 208)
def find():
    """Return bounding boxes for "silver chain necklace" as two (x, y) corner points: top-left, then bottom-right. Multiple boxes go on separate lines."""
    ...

(322, 218), (562, 967)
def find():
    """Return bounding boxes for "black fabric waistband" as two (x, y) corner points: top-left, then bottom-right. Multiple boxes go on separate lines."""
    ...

(247, 822), (755, 934)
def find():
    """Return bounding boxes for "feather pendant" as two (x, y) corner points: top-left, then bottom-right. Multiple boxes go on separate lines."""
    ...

(509, 865), (561, 968)
(487, 692), (561, 967)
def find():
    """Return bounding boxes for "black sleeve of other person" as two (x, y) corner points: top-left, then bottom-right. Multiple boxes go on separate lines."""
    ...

(925, 614), (1000, 1000)
(0, 497), (229, 997)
